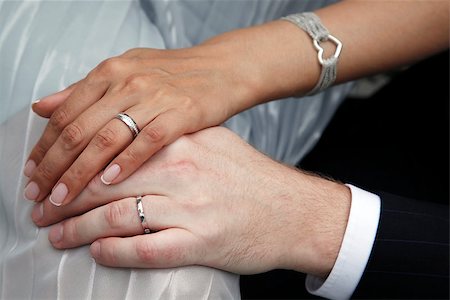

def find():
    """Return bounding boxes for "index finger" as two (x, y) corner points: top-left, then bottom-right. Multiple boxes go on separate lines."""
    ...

(25, 78), (109, 180)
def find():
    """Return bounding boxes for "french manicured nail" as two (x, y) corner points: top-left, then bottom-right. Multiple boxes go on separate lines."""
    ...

(90, 241), (100, 258)
(24, 181), (40, 201)
(31, 202), (44, 223)
(49, 183), (68, 206)
(23, 160), (36, 177)
(101, 164), (121, 185)
(49, 224), (63, 244)
(32, 99), (41, 105)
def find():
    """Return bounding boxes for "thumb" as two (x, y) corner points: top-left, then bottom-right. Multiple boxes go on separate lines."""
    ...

(32, 82), (78, 118)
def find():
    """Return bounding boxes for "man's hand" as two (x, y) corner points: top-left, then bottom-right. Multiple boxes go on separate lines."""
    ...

(33, 127), (350, 277)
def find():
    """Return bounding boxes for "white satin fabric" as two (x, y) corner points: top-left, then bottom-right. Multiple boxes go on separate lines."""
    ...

(0, 0), (351, 299)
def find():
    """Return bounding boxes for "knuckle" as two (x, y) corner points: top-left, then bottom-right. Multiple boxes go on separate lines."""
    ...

(180, 95), (195, 111)
(135, 240), (157, 262)
(104, 201), (129, 229)
(123, 148), (141, 165)
(85, 70), (98, 85)
(154, 82), (175, 99)
(66, 164), (85, 184)
(60, 122), (84, 150)
(122, 48), (140, 57)
(86, 174), (102, 197)
(49, 109), (70, 132)
(161, 243), (185, 264)
(125, 148), (141, 165)
(179, 96), (199, 126)
(141, 126), (165, 144)
(92, 57), (125, 80)
(33, 141), (50, 160)
(102, 242), (119, 265)
(123, 48), (158, 58)
(146, 67), (172, 78)
(93, 128), (118, 151)
(96, 57), (125, 76)
(35, 161), (55, 182)
(123, 74), (150, 93)
(63, 219), (81, 244)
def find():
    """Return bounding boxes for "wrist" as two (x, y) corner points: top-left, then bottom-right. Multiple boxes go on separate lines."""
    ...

(199, 21), (320, 108)
(279, 171), (351, 278)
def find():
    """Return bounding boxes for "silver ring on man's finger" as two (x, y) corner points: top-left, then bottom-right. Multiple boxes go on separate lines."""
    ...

(115, 113), (140, 139)
(136, 195), (151, 234)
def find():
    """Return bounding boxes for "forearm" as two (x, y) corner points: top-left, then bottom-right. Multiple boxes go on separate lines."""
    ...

(317, 0), (449, 83)
(199, 0), (449, 110)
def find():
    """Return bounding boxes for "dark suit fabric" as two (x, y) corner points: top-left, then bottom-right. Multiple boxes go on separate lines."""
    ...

(353, 192), (449, 299)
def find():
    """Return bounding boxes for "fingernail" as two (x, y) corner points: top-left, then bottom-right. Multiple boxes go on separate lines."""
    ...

(101, 164), (121, 185)
(23, 160), (36, 177)
(90, 241), (100, 258)
(31, 202), (44, 223)
(49, 183), (68, 206)
(49, 223), (63, 244)
(32, 99), (41, 105)
(24, 181), (40, 201)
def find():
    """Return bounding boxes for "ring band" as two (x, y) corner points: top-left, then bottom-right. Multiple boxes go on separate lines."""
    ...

(136, 196), (151, 234)
(115, 113), (140, 138)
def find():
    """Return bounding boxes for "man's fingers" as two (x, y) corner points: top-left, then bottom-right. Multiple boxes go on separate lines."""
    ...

(90, 229), (199, 268)
(32, 82), (78, 118)
(103, 110), (191, 185)
(48, 195), (178, 249)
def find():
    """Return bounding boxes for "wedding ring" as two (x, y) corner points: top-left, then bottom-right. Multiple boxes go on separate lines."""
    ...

(136, 196), (151, 234)
(115, 113), (140, 139)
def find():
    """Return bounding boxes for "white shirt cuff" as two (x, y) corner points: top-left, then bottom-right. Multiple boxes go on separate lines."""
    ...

(305, 184), (381, 300)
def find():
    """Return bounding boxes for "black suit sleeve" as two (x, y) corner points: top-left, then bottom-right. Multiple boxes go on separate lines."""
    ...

(352, 192), (449, 299)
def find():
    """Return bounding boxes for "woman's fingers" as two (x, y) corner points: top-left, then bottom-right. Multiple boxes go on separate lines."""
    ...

(25, 93), (125, 203)
(31, 82), (79, 118)
(24, 46), (243, 205)
(24, 57), (136, 201)
(42, 98), (182, 206)
(44, 107), (143, 206)
(24, 79), (110, 194)
(90, 229), (198, 268)
(48, 195), (176, 249)
(103, 109), (192, 185)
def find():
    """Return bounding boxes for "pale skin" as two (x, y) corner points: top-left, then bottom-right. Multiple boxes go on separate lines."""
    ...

(23, 0), (448, 278)
(32, 127), (351, 278)
(23, 1), (449, 207)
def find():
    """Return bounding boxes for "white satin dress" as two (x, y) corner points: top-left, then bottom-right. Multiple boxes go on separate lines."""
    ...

(0, 0), (350, 299)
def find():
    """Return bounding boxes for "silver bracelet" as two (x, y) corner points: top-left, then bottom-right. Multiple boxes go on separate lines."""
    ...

(282, 12), (342, 95)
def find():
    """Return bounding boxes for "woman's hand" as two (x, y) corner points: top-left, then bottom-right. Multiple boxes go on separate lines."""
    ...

(23, 43), (262, 206)
(23, 18), (322, 207)
(32, 127), (350, 277)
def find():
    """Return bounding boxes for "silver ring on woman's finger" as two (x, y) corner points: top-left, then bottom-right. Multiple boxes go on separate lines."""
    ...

(136, 196), (151, 234)
(115, 113), (140, 139)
